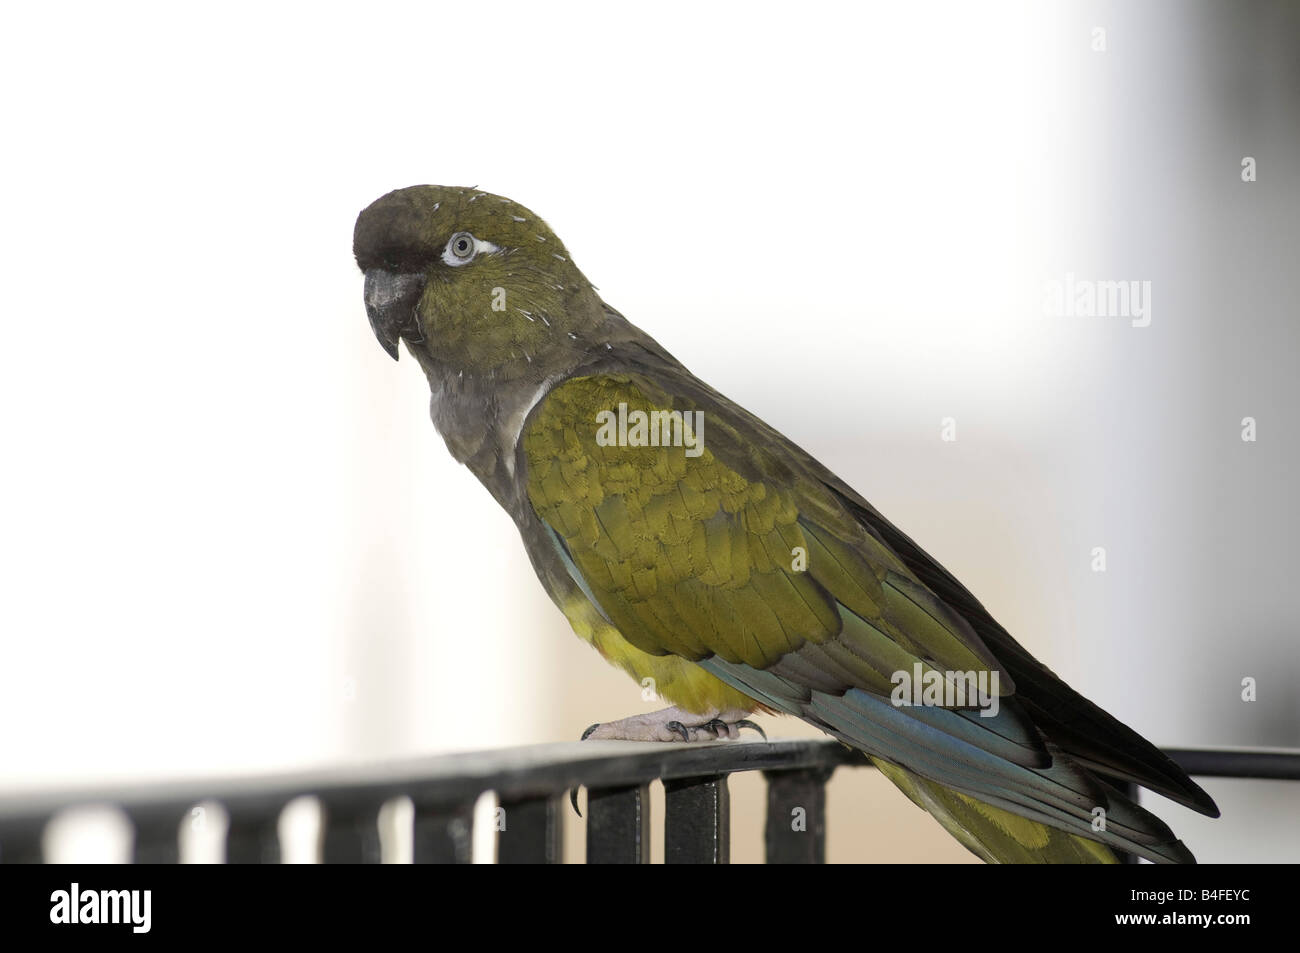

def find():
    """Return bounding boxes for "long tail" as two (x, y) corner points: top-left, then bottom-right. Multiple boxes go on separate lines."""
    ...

(870, 757), (1196, 864)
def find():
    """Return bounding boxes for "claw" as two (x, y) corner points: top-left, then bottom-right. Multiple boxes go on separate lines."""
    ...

(665, 720), (691, 742)
(705, 718), (728, 736)
(573, 722), (601, 813)
(735, 719), (767, 740)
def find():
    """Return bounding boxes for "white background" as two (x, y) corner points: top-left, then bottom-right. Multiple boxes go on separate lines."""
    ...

(0, 1), (1295, 862)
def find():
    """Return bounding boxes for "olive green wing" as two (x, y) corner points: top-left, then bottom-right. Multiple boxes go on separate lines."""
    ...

(521, 372), (1001, 681)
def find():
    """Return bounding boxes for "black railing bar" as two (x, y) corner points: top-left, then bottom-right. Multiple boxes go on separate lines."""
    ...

(586, 784), (651, 864)
(1163, 747), (1300, 781)
(0, 738), (865, 821)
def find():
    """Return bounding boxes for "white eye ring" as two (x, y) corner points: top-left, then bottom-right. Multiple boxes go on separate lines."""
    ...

(442, 231), (499, 267)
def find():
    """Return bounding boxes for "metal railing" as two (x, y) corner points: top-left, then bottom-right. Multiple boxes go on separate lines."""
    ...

(0, 742), (1295, 863)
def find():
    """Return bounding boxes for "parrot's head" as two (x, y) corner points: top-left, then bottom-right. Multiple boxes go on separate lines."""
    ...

(354, 185), (604, 382)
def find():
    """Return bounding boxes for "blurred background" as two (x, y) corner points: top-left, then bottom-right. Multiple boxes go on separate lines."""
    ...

(0, 0), (1295, 862)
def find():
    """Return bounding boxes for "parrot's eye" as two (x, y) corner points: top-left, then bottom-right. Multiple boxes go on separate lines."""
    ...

(444, 231), (478, 266)
(440, 231), (501, 267)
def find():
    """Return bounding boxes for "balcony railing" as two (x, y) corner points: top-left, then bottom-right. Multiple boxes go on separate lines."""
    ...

(0, 741), (1295, 863)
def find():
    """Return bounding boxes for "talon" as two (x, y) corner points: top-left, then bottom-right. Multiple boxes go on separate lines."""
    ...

(665, 720), (691, 742)
(705, 718), (729, 736)
(569, 786), (582, 817)
(581, 723), (600, 741)
(735, 719), (767, 740)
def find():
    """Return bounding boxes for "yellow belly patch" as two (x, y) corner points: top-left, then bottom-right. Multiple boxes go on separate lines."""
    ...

(562, 592), (760, 715)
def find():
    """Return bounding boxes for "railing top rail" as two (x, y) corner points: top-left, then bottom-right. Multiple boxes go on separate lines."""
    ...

(0, 738), (866, 820)
(1160, 747), (1300, 780)
(1, 741), (1295, 822)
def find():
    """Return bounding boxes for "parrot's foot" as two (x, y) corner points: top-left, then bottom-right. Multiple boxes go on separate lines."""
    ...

(581, 706), (766, 743)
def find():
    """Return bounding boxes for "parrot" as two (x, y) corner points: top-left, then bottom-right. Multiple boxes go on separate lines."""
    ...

(353, 184), (1219, 863)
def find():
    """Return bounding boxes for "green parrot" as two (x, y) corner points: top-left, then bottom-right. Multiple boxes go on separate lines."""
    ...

(354, 185), (1219, 863)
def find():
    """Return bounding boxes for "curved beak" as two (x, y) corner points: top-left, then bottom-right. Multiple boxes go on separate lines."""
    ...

(363, 269), (427, 360)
